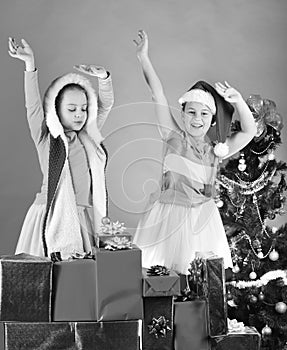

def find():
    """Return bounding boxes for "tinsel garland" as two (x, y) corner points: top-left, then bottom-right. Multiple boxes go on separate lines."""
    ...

(226, 269), (287, 289)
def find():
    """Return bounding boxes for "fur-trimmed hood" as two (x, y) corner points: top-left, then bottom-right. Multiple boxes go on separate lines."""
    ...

(43, 72), (103, 144)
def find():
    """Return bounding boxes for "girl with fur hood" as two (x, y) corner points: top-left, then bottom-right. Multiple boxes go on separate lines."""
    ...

(8, 37), (114, 260)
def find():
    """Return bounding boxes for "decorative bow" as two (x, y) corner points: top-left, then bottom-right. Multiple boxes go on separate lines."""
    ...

(104, 236), (132, 251)
(100, 216), (126, 234)
(148, 316), (171, 338)
(228, 318), (245, 332)
(147, 265), (170, 276)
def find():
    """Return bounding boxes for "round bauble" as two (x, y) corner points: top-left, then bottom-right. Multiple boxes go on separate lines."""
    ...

(261, 325), (272, 336)
(258, 291), (265, 301)
(101, 216), (111, 225)
(269, 249), (279, 261)
(275, 302), (287, 314)
(232, 264), (240, 274)
(238, 163), (247, 172)
(216, 199), (224, 208)
(249, 271), (257, 280)
(268, 152), (275, 161)
(257, 252), (264, 259)
(249, 295), (258, 304)
(226, 291), (233, 301)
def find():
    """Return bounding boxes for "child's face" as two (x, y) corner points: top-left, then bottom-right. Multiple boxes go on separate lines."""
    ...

(182, 101), (213, 139)
(58, 89), (88, 131)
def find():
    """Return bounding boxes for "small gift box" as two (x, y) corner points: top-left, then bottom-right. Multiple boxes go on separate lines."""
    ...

(174, 300), (209, 350)
(188, 251), (228, 337)
(142, 266), (180, 297)
(210, 319), (261, 350)
(4, 321), (141, 350)
(97, 217), (132, 249)
(0, 253), (53, 322)
(143, 297), (173, 350)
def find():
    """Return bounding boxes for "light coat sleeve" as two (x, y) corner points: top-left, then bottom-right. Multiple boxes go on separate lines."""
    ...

(96, 73), (114, 130)
(24, 70), (45, 145)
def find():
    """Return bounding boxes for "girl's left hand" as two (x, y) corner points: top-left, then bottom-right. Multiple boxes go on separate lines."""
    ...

(74, 64), (108, 79)
(215, 81), (243, 104)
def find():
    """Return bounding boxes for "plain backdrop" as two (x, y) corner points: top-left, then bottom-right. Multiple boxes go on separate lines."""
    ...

(0, 0), (286, 255)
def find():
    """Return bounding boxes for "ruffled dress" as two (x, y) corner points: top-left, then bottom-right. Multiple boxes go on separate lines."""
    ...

(133, 130), (233, 274)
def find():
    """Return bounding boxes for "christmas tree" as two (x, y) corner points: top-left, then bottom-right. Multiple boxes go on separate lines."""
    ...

(216, 94), (287, 350)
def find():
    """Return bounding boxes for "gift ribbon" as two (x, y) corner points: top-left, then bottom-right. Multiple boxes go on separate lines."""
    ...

(104, 236), (132, 251)
(147, 265), (170, 276)
(148, 316), (171, 338)
(228, 318), (245, 332)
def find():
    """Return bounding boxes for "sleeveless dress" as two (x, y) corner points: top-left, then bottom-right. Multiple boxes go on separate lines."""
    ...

(133, 130), (233, 274)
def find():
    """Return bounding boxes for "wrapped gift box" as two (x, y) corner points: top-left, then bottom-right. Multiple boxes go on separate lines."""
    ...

(142, 268), (180, 297)
(4, 321), (141, 350)
(210, 326), (261, 350)
(189, 251), (228, 337)
(174, 300), (209, 350)
(53, 246), (143, 321)
(0, 253), (52, 322)
(143, 297), (173, 350)
(52, 259), (98, 321)
(94, 246), (143, 321)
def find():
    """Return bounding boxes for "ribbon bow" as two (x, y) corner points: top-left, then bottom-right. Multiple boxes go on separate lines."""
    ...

(148, 316), (171, 338)
(147, 265), (170, 276)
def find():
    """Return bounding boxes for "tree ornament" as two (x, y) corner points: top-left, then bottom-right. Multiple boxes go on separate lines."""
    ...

(269, 249), (279, 261)
(252, 239), (263, 259)
(216, 199), (224, 208)
(249, 294), (258, 304)
(268, 150), (275, 161)
(238, 153), (246, 172)
(232, 264), (240, 274)
(226, 290), (233, 301)
(258, 291), (265, 301)
(101, 216), (111, 225)
(268, 212), (276, 220)
(261, 325), (272, 336)
(249, 271), (257, 280)
(271, 226), (278, 234)
(275, 302), (287, 314)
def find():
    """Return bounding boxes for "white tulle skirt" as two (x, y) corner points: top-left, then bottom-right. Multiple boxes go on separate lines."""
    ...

(15, 203), (95, 257)
(133, 199), (233, 274)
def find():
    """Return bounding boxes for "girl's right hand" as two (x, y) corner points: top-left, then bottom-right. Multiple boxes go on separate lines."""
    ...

(8, 37), (35, 71)
(133, 30), (149, 59)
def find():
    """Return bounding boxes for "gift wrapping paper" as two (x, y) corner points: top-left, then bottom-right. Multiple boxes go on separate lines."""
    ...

(174, 300), (209, 350)
(142, 268), (180, 297)
(143, 296), (173, 350)
(0, 253), (52, 322)
(210, 326), (261, 350)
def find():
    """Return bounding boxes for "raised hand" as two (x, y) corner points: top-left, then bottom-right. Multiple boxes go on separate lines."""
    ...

(215, 81), (243, 104)
(8, 37), (35, 71)
(133, 30), (149, 59)
(74, 64), (108, 79)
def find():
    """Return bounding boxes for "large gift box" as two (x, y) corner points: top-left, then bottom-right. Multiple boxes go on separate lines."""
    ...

(189, 251), (228, 337)
(142, 267), (180, 297)
(210, 324), (261, 350)
(0, 253), (52, 322)
(53, 246), (143, 321)
(174, 300), (209, 350)
(4, 320), (141, 349)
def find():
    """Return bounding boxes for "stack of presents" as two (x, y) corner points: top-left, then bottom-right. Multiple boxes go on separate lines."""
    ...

(0, 218), (261, 349)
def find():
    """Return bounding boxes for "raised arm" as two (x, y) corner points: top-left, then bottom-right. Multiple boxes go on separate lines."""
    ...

(215, 81), (257, 158)
(74, 64), (114, 130)
(134, 30), (180, 139)
(8, 37), (44, 144)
